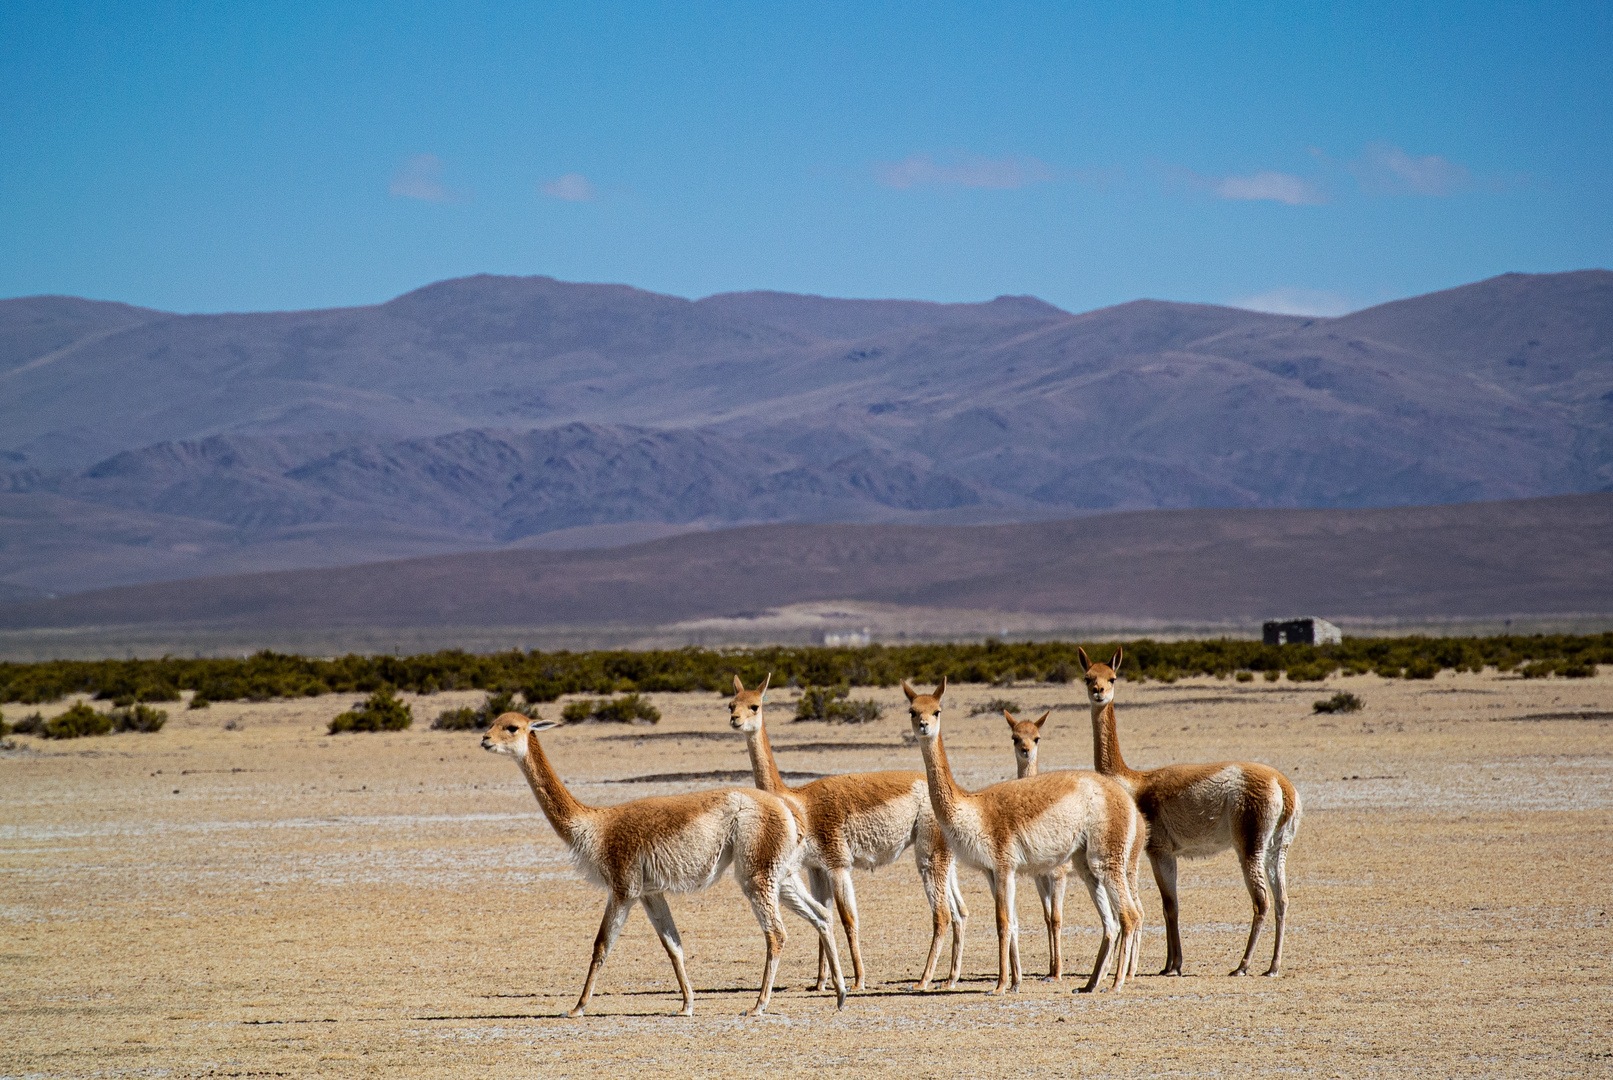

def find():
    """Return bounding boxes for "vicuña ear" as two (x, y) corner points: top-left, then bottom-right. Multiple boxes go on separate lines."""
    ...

(1003, 711), (1018, 728)
(933, 676), (947, 699)
(760, 672), (771, 698)
(1111, 646), (1124, 673)
(1077, 647), (1093, 672)
(902, 680), (918, 702)
(529, 717), (559, 732)
(733, 674), (745, 695)
(1034, 711), (1049, 730)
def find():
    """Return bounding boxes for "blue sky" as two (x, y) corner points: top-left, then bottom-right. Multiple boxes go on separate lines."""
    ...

(2, 1), (1609, 316)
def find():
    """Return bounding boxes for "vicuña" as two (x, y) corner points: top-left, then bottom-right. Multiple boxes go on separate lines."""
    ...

(481, 713), (846, 1016)
(1080, 646), (1302, 977)
(905, 680), (1142, 993)
(729, 675), (967, 990)
(1003, 709), (1070, 980)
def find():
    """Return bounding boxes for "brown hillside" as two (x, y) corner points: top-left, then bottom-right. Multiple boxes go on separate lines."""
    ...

(3, 494), (1607, 632)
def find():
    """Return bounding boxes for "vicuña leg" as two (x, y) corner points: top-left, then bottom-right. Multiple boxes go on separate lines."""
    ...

(1266, 838), (1292, 977)
(915, 827), (966, 991)
(1108, 863), (1140, 992)
(1125, 830), (1146, 980)
(570, 896), (633, 1017)
(779, 872), (847, 1008)
(987, 868), (1022, 994)
(806, 866), (833, 991)
(740, 874), (787, 1016)
(945, 863), (968, 988)
(640, 894), (694, 1017)
(1072, 860), (1115, 993)
(1230, 844), (1272, 977)
(1035, 871), (1066, 980)
(1151, 852), (1183, 975)
(828, 867), (866, 989)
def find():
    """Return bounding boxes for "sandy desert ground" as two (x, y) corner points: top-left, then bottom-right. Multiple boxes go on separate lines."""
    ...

(2, 669), (1610, 1078)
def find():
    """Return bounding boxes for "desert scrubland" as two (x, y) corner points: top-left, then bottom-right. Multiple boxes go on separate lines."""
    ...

(2, 670), (1610, 1078)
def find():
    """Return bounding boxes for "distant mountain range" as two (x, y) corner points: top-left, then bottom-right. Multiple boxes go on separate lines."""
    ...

(1, 270), (1610, 596)
(4, 494), (1607, 633)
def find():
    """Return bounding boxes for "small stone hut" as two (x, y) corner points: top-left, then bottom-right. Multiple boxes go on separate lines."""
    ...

(1262, 617), (1343, 646)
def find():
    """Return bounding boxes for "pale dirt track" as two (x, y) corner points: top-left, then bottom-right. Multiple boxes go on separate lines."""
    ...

(3, 670), (1610, 1078)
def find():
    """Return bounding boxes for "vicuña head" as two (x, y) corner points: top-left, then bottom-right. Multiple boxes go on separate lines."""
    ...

(481, 712), (557, 755)
(1078, 646), (1123, 707)
(1004, 710), (1049, 775)
(902, 678), (947, 738)
(729, 673), (771, 732)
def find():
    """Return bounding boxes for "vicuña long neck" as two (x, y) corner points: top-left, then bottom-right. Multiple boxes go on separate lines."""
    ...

(519, 736), (590, 844)
(1018, 754), (1036, 780)
(744, 718), (789, 794)
(1091, 701), (1139, 779)
(916, 732), (968, 826)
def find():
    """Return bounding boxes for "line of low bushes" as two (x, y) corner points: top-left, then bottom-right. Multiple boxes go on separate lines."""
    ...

(1, 702), (168, 739)
(2, 632), (1606, 708)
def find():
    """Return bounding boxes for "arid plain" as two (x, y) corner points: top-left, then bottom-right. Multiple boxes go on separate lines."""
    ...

(3, 670), (1610, 1078)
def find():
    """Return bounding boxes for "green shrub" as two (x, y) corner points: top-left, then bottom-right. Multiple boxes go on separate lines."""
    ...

(837, 699), (883, 723)
(795, 685), (882, 723)
(1375, 664), (1402, 679)
(42, 702), (113, 739)
(1561, 662), (1598, 678)
(523, 679), (565, 703)
(9, 711), (43, 735)
(328, 687), (413, 734)
(432, 706), (481, 731)
(1286, 662), (1331, 682)
(111, 704), (167, 732)
(188, 696), (211, 709)
(561, 700), (597, 723)
(433, 689), (540, 731)
(556, 693), (661, 724)
(970, 697), (1023, 717)
(1313, 691), (1364, 715)
(1235, 671), (1254, 683)
(1045, 661), (1075, 684)
(1404, 657), (1439, 680)
(592, 694), (662, 724)
(1519, 661), (1554, 679)
(0, 710), (7, 737)
(484, 688), (541, 719)
(1263, 670), (1281, 682)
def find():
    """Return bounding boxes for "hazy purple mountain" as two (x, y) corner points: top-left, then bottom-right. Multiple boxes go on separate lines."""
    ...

(1, 270), (1609, 595)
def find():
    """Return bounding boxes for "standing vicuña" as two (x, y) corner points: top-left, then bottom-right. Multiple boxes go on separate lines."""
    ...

(730, 675), (967, 990)
(1081, 646), (1302, 977)
(1003, 710), (1070, 980)
(481, 713), (846, 1016)
(906, 681), (1142, 993)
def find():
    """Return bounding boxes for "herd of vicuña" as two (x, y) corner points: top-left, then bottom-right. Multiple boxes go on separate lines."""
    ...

(480, 645), (1302, 1015)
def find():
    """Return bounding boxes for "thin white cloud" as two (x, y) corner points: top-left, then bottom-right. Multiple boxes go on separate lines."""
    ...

(1349, 142), (1472, 196)
(1233, 287), (1355, 318)
(388, 154), (467, 203)
(541, 173), (597, 202)
(1213, 170), (1327, 206)
(874, 153), (1054, 191)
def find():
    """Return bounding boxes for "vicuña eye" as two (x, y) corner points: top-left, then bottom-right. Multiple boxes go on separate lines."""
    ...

(505, 725), (518, 732)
